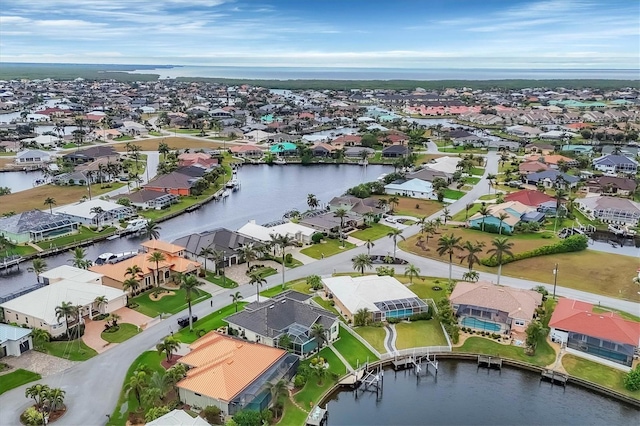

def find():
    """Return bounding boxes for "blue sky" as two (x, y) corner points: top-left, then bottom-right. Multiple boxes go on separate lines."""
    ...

(0, 0), (638, 68)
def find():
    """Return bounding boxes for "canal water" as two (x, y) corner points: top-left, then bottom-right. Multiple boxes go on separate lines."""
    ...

(325, 361), (638, 425)
(0, 164), (391, 296)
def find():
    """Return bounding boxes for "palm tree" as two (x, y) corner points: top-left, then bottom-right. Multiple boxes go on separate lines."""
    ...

(27, 258), (47, 283)
(352, 253), (373, 275)
(179, 274), (204, 331)
(478, 204), (490, 231)
(265, 380), (288, 418)
(30, 328), (51, 350)
(47, 387), (66, 411)
(525, 320), (548, 355)
(93, 295), (108, 314)
(125, 264), (143, 278)
(434, 217), (442, 228)
(55, 301), (76, 341)
(90, 206), (105, 228)
(333, 208), (348, 247)
(436, 233), (463, 283)
(487, 237), (514, 285)
(422, 220), (436, 245)
(248, 272), (267, 303)
(461, 240), (485, 271)
(271, 233), (295, 289)
(238, 243), (257, 272)
(147, 370), (172, 402)
(144, 220), (161, 240)
(386, 228), (405, 260)
(198, 245), (215, 273)
(497, 212), (510, 235)
(442, 207), (452, 224)
(353, 308), (372, 327)
(25, 384), (50, 411)
(387, 196), (400, 212)
(147, 251), (167, 287)
(417, 216), (428, 233)
(462, 270), (480, 282)
(230, 291), (243, 312)
(122, 277), (140, 295)
(365, 239), (375, 255)
(310, 323), (328, 353)
(404, 264), (421, 284)
(69, 247), (90, 269)
(156, 335), (181, 361)
(486, 173), (497, 194)
(125, 370), (149, 406)
(307, 193), (319, 210)
(211, 249), (227, 286)
(43, 197), (56, 214)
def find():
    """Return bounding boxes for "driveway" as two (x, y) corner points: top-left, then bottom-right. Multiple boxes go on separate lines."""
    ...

(1, 350), (78, 378)
(223, 260), (283, 285)
(82, 319), (112, 354)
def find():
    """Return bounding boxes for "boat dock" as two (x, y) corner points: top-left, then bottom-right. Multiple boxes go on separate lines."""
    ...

(338, 369), (365, 389)
(541, 369), (568, 386)
(0, 255), (23, 272)
(477, 355), (503, 370)
(305, 406), (328, 426)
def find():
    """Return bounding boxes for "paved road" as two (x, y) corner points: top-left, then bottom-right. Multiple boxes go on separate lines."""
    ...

(1, 150), (638, 425)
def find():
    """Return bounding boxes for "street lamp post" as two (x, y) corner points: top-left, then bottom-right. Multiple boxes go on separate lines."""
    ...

(552, 263), (558, 299)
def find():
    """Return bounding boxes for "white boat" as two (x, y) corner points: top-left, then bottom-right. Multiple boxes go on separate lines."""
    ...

(221, 190), (230, 197)
(274, 158), (286, 165)
(124, 218), (149, 233)
(226, 179), (239, 189)
(95, 251), (137, 265)
(608, 224), (637, 237)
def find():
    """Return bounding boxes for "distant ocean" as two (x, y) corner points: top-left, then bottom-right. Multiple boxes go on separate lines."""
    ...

(125, 66), (640, 81)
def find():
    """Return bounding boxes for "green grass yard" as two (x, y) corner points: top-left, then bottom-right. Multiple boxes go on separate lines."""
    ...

(260, 279), (313, 298)
(451, 203), (482, 221)
(38, 339), (98, 361)
(36, 226), (117, 250)
(173, 302), (247, 344)
(454, 336), (555, 367)
(130, 288), (211, 318)
(204, 271), (238, 288)
(562, 354), (639, 400)
(300, 239), (356, 259)
(332, 326), (379, 368)
(293, 347), (347, 407)
(470, 167), (485, 176)
(354, 326), (387, 353)
(350, 223), (395, 241)
(443, 189), (465, 200)
(100, 323), (140, 343)
(394, 320), (448, 349)
(0, 369), (41, 395)
(278, 397), (308, 426)
(312, 296), (342, 318)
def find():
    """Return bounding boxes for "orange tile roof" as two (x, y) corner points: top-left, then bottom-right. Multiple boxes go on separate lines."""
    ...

(89, 252), (200, 283)
(141, 240), (185, 254)
(549, 298), (640, 346)
(177, 333), (286, 402)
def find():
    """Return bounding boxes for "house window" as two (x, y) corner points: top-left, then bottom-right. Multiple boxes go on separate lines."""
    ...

(25, 317), (28, 323)
(514, 319), (525, 327)
(164, 271), (170, 279)
(15, 314), (19, 320)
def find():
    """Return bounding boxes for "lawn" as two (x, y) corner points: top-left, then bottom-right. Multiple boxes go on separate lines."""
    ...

(107, 351), (165, 426)
(300, 239), (356, 259)
(101, 323), (141, 343)
(0, 183), (125, 215)
(278, 397), (308, 426)
(440, 147), (487, 154)
(36, 226), (116, 250)
(294, 347), (347, 408)
(354, 326), (387, 353)
(260, 279), (313, 297)
(38, 339), (98, 361)
(394, 320), (449, 349)
(443, 189), (466, 200)
(204, 271), (238, 288)
(252, 266), (278, 279)
(454, 336), (556, 367)
(375, 195), (443, 218)
(140, 184), (225, 221)
(114, 135), (135, 141)
(0, 369), (42, 395)
(350, 223), (395, 241)
(130, 287), (212, 318)
(0, 243), (38, 257)
(111, 136), (224, 152)
(332, 325), (379, 369)
(451, 203), (483, 222)
(173, 302), (247, 344)
(470, 167), (485, 176)
(561, 354), (639, 400)
(312, 296), (342, 318)
(464, 177), (481, 185)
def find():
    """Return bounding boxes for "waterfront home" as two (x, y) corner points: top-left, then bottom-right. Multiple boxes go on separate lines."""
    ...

(328, 195), (386, 218)
(450, 281), (542, 335)
(62, 145), (118, 164)
(173, 228), (263, 269)
(113, 189), (179, 210)
(178, 152), (219, 169)
(505, 125), (543, 138)
(524, 170), (579, 190)
(298, 211), (362, 234)
(0, 209), (79, 243)
(331, 135), (362, 148)
(582, 176), (637, 197)
(311, 143), (337, 157)
(425, 156), (461, 175)
(592, 154), (638, 175)
(407, 167), (452, 183)
(503, 190), (559, 216)
(381, 145), (409, 158)
(0, 267), (126, 337)
(269, 142), (298, 156)
(0, 323), (32, 358)
(54, 199), (136, 226)
(229, 144), (265, 158)
(143, 171), (201, 196)
(524, 154), (578, 169)
(176, 332), (298, 417)
(575, 196), (640, 225)
(14, 149), (52, 165)
(467, 201), (541, 233)
(518, 160), (550, 175)
(384, 178), (437, 200)
(225, 290), (339, 356)
(237, 220), (315, 245)
(549, 298), (640, 368)
(321, 275), (429, 323)
(90, 240), (200, 292)
(344, 147), (374, 158)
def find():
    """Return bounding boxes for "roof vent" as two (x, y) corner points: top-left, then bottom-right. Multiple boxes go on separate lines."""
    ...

(281, 300), (286, 303)
(269, 305), (275, 309)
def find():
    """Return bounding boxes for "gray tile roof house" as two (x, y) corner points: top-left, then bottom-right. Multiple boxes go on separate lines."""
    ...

(593, 154), (638, 174)
(525, 170), (579, 188)
(172, 228), (263, 267)
(0, 210), (79, 244)
(225, 291), (339, 355)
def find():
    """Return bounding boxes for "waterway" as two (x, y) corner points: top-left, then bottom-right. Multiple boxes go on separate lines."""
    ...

(325, 360), (638, 425)
(0, 164), (391, 296)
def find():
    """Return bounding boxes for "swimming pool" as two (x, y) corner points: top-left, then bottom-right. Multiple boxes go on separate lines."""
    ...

(461, 316), (502, 332)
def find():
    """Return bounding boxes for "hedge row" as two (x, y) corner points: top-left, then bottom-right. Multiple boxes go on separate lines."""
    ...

(480, 235), (588, 267)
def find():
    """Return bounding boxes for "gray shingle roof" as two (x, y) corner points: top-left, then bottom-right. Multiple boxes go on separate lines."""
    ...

(172, 228), (262, 257)
(0, 209), (77, 234)
(526, 170), (579, 184)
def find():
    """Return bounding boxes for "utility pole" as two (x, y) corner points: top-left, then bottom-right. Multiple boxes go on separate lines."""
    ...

(553, 263), (558, 299)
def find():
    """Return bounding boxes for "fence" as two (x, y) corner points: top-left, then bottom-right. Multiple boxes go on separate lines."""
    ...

(379, 345), (452, 361)
(339, 322), (383, 359)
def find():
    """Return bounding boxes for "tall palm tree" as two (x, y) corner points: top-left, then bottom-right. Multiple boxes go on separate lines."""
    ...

(43, 197), (56, 214)
(486, 173), (497, 194)
(352, 253), (373, 275)
(69, 247), (89, 269)
(386, 228), (405, 260)
(238, 243), (257, 272)
(211, 249), (227, 286)
(436, 233), (463, 283)
(198, 245), (215, 273)
(478, 204), (490, 231)
(30, 328), (51, 350)
(122, 277), (140, 295)
(307, 193), (319, 210)
(125, 370), (149, 406)
(422, 220), (436, 245)
(417, 216), (428, 233)
(47, 387), (66, 411)
(271, 233), (295, 288)
(365, 239), (375, 255)
(147, 251), (166, 287)
(461, 240), (485, 271)
(442, 207), (452, 225)
(310, 323), (328, 353)
(90, 206), (105, 228)
(404, 264), (421, 284)
(27, 258), (47, 283)
(156, 335), (181, 361)
(230, 291), (243, 312)
(333, 208), (348, 247)
(55, 301), (76, 341)
(465, 203), (474, 220)
(265, 380), (288, 418)
(179, 274), (204, 331)
(497, 212), (510, 235)
(25, 384), (50, 411)
(93, 295), (108, 314)
(387, 196), (400, 212)
(144, 220), (161, 240)
(487, 237), (514, 285)
(248, 272), (267, 303)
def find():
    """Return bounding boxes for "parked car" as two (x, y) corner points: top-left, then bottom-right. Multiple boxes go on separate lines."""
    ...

(384, 216), (397, 223)
(177, 315), (198, 328)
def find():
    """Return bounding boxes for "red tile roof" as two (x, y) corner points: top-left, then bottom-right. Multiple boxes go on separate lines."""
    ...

(549, 298), (640, 346)
(504, 190), (555, 207)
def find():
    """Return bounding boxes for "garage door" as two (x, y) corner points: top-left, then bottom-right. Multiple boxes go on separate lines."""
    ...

(0, 345), (6, 358)
(19, 340), (30, 353)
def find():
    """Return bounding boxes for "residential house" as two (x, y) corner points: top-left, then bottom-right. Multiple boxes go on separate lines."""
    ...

(146, 410), (209, 426)
(406, 167), (451, 184)
(173, 228), (263, 269)
(504, 190), (562, 215)
(424, 156), (461, 175)
(178, 153), (218, 169)
(344, 147), (374, 158)
(450, 281), (542, 335)
(321, 275), (429, 323)
(229, 144), (265, 158)
(176, 332), (298, 416)
(15, 149), (52, 165)
(467, 201), (542, 233)
(381, 145), (409, 158)
(549, 298), (640, 368)
(0, 209), (79, 244)
(519, 160), (550, 175)
(524, 170), (579, 189)
(592, 154), (638, 175)
(298, 211), (362, 234)
(0, 323), (32, 358)
(237, 220), (316, 245)
(524, 154), (578, 169)
(62, 146), (118, 164)
(331, 135), (362, 148)
(54, 199), (136, 226)
(575, 196), (640, 225)
(505, 125), (543, 138)
(583, 176), (637, 197)
(225, 290), (339, 355)
(311, 143), (337, 157)
(384, 178), (437, 200)
(144, 171), (200, 196)
(90, 240), (201, 292)
(0, 266), (126, 337)
(327, 196), (386, 218)
(524, 143), (555, 155)
(113, 189), (179, 210)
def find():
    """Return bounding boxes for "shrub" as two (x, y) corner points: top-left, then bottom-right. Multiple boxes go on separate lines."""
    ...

(409, 311), (433, 321)
(145, 406), (170, 422)
(293, 374), (307, 388)
(480, 235), (588, 267)
(285, 253), (293, 263)
(94, 313), (109, 321)
(624, 365), (640, 391)
(202, 406), (222, 424)
(471, 224), (511, 235)
(311, 232), (324, 244)
(127, 302), (139, 309)
(21, 407), (43, 426)
(387, 317), (401, 324)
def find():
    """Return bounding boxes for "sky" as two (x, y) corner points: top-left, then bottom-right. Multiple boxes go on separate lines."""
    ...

(0, 0), (638, 68)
